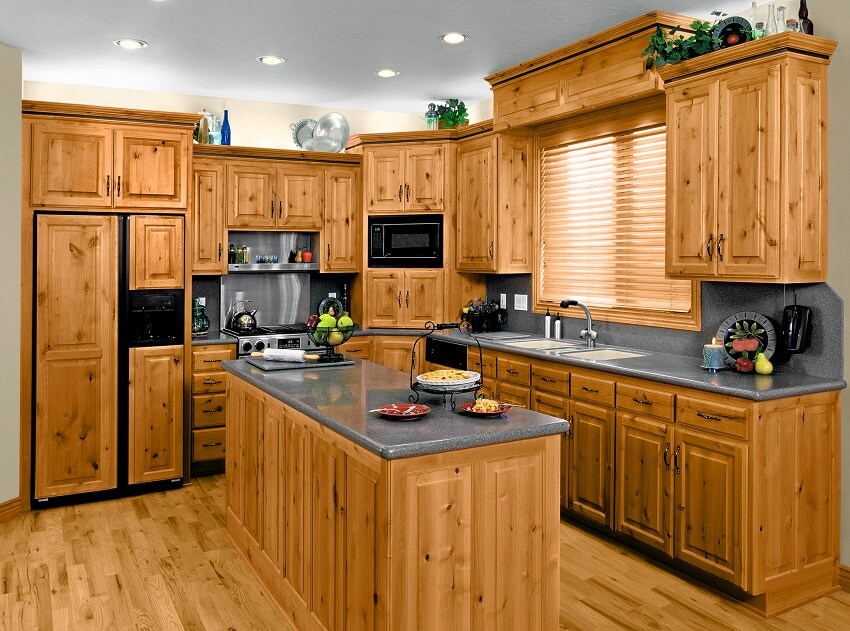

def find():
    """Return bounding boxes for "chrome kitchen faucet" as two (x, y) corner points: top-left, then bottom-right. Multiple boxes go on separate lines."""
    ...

(560, 299), (597, 348)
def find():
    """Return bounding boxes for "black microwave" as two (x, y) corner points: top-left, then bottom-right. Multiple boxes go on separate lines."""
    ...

(368, 214), (443, 268)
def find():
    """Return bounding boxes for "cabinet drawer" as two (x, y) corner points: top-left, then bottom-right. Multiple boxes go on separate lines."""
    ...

(468, 348), (496, 379)
(497, 356), (531, 385)
(193, 427), (226, 461)
(192, 346), (235, 372)
(677, 394), (749, 439)
(616, 382), (675, 421)
(531, 362), (569, 396)
(192, 393), (226, 428)
(496, 381), (531, 408)
(192, 370), (227, 393)
(340, 338), (371, 360)
(571, 373), (615, 406)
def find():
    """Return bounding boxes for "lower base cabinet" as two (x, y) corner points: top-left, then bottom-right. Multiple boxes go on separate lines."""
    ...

(226, 374), (561, 630)
(371, 335), (421, 374)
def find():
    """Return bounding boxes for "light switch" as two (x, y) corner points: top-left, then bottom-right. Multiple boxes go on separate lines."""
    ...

(514, 294), (528, 311)
(197, 297), (206, 306)
(328, 292), (337, 298)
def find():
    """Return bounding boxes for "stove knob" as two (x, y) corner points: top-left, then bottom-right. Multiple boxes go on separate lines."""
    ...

(255, 340), (265, 351)
(241, 341), (253, 354)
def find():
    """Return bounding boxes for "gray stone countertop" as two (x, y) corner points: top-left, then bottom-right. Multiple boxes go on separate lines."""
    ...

(434, 330), (846, 401)
(191, 330), (236, 346)
(222, 358), (568, 460)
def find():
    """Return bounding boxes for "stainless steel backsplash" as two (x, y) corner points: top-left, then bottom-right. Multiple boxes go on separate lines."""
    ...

(221, 273), (310, 327)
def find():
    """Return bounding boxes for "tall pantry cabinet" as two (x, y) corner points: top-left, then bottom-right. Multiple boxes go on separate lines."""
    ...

(22, 102), (196, 504)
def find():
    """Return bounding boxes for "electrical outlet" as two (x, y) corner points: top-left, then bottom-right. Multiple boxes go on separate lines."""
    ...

(197, 297), (206, 306)
(514, 294), (528, 311)
(328, 292), (337, 298)
(500, 293), (507, 309)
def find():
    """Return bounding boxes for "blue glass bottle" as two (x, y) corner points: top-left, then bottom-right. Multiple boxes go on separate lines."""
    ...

(221, 109), (231, 146)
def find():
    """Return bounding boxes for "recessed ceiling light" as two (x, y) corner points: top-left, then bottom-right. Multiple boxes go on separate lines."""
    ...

(257, 55), (285, 66)
(114, 38), (148, 50)
(440, 32), (469, 44)
(376, 68), (399, 78)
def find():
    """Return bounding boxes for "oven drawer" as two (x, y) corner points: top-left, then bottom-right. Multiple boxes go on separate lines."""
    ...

(192, 393), (226, 428)
(193, 428), (226, 461)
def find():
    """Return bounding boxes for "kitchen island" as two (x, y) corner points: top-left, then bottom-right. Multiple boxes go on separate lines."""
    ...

(222, 358), (567, 631)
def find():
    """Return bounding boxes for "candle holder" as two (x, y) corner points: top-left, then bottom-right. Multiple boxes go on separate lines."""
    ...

(702, 338), (728, 371)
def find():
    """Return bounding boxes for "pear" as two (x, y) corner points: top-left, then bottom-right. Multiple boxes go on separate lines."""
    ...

(754, 352), (774, 375)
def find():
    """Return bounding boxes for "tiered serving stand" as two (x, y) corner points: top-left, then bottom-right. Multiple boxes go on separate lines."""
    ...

(408, 321), (484, 408)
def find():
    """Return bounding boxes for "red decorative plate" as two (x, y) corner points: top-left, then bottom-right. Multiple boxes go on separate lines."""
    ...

(372, 403), (430, 420)
(457, 401), (512, 417)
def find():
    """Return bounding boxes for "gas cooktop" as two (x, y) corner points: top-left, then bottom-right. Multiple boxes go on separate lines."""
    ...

(221, 323), (315, 356)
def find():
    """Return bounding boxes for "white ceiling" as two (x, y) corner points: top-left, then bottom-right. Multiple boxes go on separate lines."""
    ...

(1, 1), (745, 114)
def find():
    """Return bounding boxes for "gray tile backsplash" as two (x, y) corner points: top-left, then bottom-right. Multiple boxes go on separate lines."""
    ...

(486, 275), (843, 379)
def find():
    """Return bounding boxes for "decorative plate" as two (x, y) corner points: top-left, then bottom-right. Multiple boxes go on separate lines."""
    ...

(712, 16), (752, 50)
(318, 297), (345, 318)
(457, 401), (512, 417)
(290, 118), (317, 148)
(716, 311), (777, 368)
(373, 403), (430, 420)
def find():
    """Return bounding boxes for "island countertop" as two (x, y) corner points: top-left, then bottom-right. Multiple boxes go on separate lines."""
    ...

(222, 358), (568, 459)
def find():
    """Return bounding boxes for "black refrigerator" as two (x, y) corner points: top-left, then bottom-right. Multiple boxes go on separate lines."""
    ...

(33, 212), (184, 508)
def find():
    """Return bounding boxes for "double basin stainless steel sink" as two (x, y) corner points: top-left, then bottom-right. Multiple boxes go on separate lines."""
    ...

(473, 332), (647, 361)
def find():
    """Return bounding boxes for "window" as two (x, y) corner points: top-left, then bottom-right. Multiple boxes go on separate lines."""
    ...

(535, 104), (699, 330)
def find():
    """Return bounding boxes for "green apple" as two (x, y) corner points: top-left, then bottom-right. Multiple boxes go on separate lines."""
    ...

(338, 315), (354, 328)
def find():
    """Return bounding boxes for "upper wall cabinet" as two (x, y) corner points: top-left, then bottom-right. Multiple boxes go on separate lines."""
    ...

(456, 131), (533, 273)
(363, 144), (445, 213)
(192, 159), (227, 274)
(484, 13), (691, 130)
(661, 34), (837, 283)
(29, 119), (191, 210)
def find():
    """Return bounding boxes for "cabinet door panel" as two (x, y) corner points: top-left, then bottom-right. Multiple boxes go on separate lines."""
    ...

(263, 402), (285, 572)
(113, 127), (189, 208)
(226, 163), (277, 228)
(192, 160), (226, 274)
(665, 81), (717, 277)
(405, 146), (444, 211)
(30, 121), (113, 207)
(365, 271), (402, 328)
(674, 428), (746, 588)
(496, 381), (531, 408)
(456, 137), (497, 271)
(242, 387), (265, 548)
(365, 147), (404, 212)
(284, 415), (312, 603)
(405, 270), (443, 327)
(568, 400), (614, 527)
(372, 336), (418, 374)
(129, 215), (184, 289)
(278, 166), (323, 229)
(345, 458), (382, 630)
(717, 63), (780, 278)
(35, 215), (118, 498)
(128, 346), (183, 484)
(323, 168), (359, 272)
(616, 413), (673, 555)
(496, 134), (533, 273)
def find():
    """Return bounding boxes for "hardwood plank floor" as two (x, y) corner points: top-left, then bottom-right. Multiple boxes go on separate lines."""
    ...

(2, 475), (849, 630)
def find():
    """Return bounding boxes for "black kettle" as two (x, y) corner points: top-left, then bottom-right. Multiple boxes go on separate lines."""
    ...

(229, 299), (258, 331)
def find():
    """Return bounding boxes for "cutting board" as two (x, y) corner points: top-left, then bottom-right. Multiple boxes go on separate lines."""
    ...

(246, 357), (354, 371)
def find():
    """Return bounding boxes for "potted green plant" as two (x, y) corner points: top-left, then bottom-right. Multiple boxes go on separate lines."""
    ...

(436, 99), (469, 129)
(641, 20), (721, 69)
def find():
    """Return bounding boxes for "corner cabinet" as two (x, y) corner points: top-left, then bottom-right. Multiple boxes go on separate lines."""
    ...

(456, 131), (532, 273)
(661, 34), (836, 282)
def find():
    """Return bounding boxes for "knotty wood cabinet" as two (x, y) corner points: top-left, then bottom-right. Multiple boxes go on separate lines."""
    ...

(29, 120), (190, 209)
(226, 373), (560, 631)
(191, 344), (236, 472)
(322, 167), (359, 272)
(364, 269), (443, 328)
(129, 215), (184, 289)
(455, 131), (533, 273)
(662, 36), (836, 282)
(34, 214), (118, 499)
(128, 345), (183, 484)
(371, 336), (420, 374)
(191, 159), (227, 274)
(363, 144), (445, 212)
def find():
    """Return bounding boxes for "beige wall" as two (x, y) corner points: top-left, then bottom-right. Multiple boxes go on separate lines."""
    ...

(818, 0), (850, 566)
(23, 81), (433, 149)
(0, 44), (21, 504)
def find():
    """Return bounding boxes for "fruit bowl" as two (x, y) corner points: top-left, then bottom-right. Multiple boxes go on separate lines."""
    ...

(307, 324), (358, 362)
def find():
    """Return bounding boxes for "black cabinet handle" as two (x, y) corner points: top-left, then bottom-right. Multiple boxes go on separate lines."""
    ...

(581, 386), (599, 393)
(674, 445), (681, 475)
(663, 442), (670, 471)
(218, 243), (222, 261)
(202, 359), (222, 363)
(106, 175), (110, 196)
(405, 290), (409, 307)
(279, 200), (283, 219)
(398, 185), (403, 202)
(327, 244), (331, 261)
(489, 241), (494, 259)
(541, 376), (556, 383)
(697, 412), (722, 421)
(706, 233), (713, 261)
(202, 407), (223, 414)
(116, 176), (121, 197)
(405, 183), (410, 202)
(632, 397), (652, 405)
(717, 233), (725, 261)
(203, 379), (222, 386)
(506, 369), (519, 375)
(202, 442), (222, 448)
(271, 200), (274, 217)
(397, 291), (402, 307)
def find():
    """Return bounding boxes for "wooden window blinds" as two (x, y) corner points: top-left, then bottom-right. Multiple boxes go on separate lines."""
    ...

(536, 109), (699, 330)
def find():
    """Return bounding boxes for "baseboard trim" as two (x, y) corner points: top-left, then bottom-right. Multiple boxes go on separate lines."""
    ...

(0, 497), (22, 525)
(839, 565), (850, 592)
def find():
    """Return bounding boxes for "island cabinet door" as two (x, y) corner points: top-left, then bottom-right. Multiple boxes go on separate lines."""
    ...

(615, 412), (674, 556)
(241, 387), (266, 549)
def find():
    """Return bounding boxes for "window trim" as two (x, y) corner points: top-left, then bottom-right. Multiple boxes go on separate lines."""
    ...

(532, 98), (701, 331)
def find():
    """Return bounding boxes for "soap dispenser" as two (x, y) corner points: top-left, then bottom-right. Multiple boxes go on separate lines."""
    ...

(553, 312), (562, 340)
(544, 308), (552, 338)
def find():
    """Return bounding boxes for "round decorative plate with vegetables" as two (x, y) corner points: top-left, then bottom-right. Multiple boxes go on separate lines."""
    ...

(716, 311), (777, 371)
